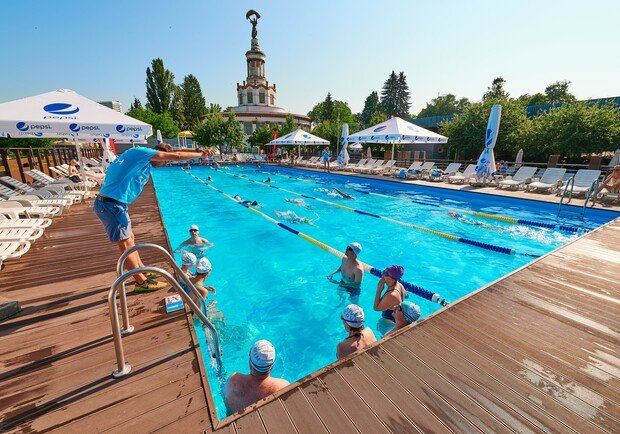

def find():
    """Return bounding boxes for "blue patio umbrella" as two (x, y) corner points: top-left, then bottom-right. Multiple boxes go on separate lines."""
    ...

(337, 123), (349, 168)
(475, 104), (502, 180)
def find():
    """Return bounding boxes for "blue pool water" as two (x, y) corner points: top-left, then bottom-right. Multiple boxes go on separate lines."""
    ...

(152, 164), (618, 419)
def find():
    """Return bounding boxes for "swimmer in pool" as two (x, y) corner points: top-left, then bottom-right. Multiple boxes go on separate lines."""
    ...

(332, 187), (354, 199)
(274, 210), (316, 225)
(448, 211), (501, 231)
(264, 177), (272, 183)
(233, 194), (258, 207)
(285, 198), (310, 208)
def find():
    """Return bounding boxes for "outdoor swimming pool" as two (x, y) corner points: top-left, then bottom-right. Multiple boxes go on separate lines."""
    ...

(152, 164), (618, 419)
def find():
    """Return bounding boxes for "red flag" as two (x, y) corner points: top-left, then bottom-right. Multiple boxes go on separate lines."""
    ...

(272, 130), (278, 139)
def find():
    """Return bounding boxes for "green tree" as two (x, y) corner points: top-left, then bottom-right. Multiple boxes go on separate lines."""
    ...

(483, 77), (509, 101)
(380, 71), (411, 118)
(129, 97), (142, 111)
(223, 109), (245, 152)
(193, 112), (225, 153)
(323, 93), (334, 121)
(528, 102), (620, 161)
(544, 80), (576, 104)
(247, 124), (275, 149)
(145, 58), (175, 114)
(417, 94), (470, 118)
(360, 91), (385, 127)
(181, 74), (206, 130)
(0, 137), (56, 149)
(126, 107), (179, 138)
(205, 103), (222, 114)
(312, 119), (340, 147)
(439, 99), (530, 160)
(308, 99), (357, 124)
(170, 84), (184, 129)
(516, 93), (547, 107)
(278, 114), (298, 136)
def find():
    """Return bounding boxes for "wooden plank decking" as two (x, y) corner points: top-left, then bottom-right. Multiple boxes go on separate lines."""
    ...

(1, 179), (619, 433)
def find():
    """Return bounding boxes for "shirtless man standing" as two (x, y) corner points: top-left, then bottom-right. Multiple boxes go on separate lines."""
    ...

(224, 340), (289, 413)
(174, 224), (214, 256)
(336, 304), (376, 359)
(327, 242), (364, 301)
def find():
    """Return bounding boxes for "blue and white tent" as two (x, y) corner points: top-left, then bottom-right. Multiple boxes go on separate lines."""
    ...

(336, 123), (350, 168)
(475, 104), (502, 181)
(269, 128), (329, 157)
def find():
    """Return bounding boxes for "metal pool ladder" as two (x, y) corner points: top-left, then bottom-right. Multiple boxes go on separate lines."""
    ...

(109, 243), (222, 378)
(557, 176), (599, 217)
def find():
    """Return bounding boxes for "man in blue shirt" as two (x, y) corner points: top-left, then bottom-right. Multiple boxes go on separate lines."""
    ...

(94, 144), (208, 292)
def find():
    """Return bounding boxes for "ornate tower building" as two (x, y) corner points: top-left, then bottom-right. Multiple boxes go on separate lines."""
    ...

(229, 10), (310, 140)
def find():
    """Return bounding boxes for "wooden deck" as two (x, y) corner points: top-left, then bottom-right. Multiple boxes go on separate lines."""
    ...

(1, 180), (619, 433)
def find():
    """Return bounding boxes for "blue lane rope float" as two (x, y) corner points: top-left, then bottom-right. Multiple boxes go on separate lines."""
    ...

(218, 170), (539, 258)
(248, 166), (583, 234)
(184, 171), (448, 306)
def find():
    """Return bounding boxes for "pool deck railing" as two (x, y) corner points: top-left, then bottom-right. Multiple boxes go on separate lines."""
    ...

(0, 180), (619, 432)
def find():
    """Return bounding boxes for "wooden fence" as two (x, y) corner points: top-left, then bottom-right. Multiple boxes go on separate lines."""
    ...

(0, 145), (103, 183)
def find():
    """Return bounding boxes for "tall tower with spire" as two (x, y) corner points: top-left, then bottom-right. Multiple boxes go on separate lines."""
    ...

(227, 10), (310, 141)
(236, 10), (277, 108)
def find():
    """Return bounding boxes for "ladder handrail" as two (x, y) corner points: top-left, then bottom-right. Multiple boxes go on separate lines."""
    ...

(116, 243), (208, 333)
(108, 266), (222, 378)
(557, 175), (575, 215)
(582, 178), (600, 215)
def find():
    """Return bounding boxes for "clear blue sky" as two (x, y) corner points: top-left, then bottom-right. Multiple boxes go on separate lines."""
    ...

(1, 0), (618, 116)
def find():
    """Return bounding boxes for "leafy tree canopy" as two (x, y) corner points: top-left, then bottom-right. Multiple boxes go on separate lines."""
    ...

(129, 97), (142, 111)
(516, 92), (547, 107)
(380, 71), (411, 118)
(360, 91), (386, 128)
(126, 106), (179, 138)
(308, 95), (356, 124)
(247, 124), (275, 148)
(417, 94), (470, 118)
(544, 80), (576, 104)
(279, 114), (298, 136)
(483, 77), (509, 101)
(181, 74), (206, 130)
(145, 58), (175, 114)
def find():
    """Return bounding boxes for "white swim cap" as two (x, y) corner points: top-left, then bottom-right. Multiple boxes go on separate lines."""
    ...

(196, 257), (212, 274)
(181, 251), (197, 266)
(190, 224), (199, 231)
(401, 301), (421, 323)
(347, 242), (362, 256)
(342, 304), (365, 328)
(249, 340), (276, 373)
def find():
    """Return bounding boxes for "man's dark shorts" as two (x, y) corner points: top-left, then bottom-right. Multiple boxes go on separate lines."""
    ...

(94, 197), (132, 242)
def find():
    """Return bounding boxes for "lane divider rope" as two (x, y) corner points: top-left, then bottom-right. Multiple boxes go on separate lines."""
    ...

(252, 166), (582, 234)
(218, 169), (539, 258)
(184, 170), (448, 306)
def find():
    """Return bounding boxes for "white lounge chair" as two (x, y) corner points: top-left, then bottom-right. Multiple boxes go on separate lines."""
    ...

(371, 159), (395, 175)
(300, 156), (319, 167)
(0, 185), (69, 212)
(497, 166), (538, 190)
(353, 159), (376, 173)
(342, 158), (367, 172)
(557, 169), (602, 197)
(0, 227), (43, 242)
(26, 169), (95, 190)
(0, 213), (52, 229)
(525, 168), (567, 193)
(0, 240), (31, 267)
(0, 199), (60, 218)
(448, 164), (477, 184)
(392, 162), (422, 177)
(428, 163), (461, 182)
(360, 159), (384, 174)
(408, 162), (435, 179)
(0, 176), (82, 204)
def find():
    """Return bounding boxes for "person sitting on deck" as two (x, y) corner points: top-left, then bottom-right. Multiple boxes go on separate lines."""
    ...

(224, 340), (290, 413)
(337, 304), (376, 359)
(175, 224), (214, 255)
(596, 165), (620, 195)
(383, 301), (421, 338)
(327, 242), (364, 302)
(233, 194), (258, 207)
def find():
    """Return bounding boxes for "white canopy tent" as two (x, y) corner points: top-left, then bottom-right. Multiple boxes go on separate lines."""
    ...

(269, 128), (329, 157)
(0, 89), (152, 192)
(347, 116), (448, 164)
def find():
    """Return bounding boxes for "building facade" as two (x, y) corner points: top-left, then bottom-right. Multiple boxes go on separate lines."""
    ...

(98, 100), (122, 113)
(228, 11), (310, 141)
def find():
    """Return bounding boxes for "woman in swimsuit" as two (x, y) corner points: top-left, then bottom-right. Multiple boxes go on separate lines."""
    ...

(373, 265), (407, 322)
